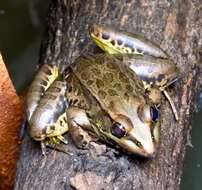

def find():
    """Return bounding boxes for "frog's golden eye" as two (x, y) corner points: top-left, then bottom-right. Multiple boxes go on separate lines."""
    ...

(111, 122), (126, 138)
(138, 105), (159, 123)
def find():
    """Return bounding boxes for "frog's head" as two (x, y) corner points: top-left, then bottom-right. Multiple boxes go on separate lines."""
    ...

(103, 100), (160, 157)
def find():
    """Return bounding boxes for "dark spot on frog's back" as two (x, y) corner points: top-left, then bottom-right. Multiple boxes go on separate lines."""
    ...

(77, 59), (91, 71)
(119, 73), (129, 83)
(96, 79), (104, 88)
(81, 72), (88, 80)
(91, 68), (101, 75)
(108, 89), (118, 96)
(87, 79), (94, 86)
(125, 84), (133, 91)
(98, 90), (107, 99)
(73, 99), (79, 105)
(113, 83), (122, 91)
(103, 73), (114, 82)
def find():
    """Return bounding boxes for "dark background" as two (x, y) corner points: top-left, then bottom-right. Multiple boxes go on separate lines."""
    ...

(0, 1), (201, 189)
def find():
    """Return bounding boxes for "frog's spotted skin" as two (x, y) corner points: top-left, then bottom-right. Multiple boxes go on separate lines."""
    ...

(72, 54), (146, 109)
(70, 54), (158, 156)
(89, 24), (179, 120)
(26, 64), (59, 121)
(89, 24), (168, 59)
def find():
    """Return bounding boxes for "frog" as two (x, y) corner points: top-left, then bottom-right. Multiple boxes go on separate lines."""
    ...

(26, 24), (179, 157)
(89, 24), (179, 120)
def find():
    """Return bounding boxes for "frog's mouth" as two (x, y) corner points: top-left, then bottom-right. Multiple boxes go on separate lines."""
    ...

(106, 132), (155, 157)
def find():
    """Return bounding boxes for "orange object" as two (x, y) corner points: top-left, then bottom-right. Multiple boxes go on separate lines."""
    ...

(0, 54), (24, 190)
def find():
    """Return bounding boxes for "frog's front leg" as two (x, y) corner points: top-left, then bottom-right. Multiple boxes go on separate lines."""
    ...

(145, 87), (178, 120)
(66, 107), (94, 149)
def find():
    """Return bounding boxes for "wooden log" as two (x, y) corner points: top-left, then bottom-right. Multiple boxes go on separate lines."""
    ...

(14, 0), (202, 189)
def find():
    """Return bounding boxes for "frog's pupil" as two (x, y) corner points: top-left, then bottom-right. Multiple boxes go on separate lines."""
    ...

(150, 106), (159, 121)
(111, 122), (126, 138)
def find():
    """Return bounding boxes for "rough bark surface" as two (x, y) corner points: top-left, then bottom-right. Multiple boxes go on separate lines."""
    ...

(14, 0), (202, 190)
(0, 54), (24, 190)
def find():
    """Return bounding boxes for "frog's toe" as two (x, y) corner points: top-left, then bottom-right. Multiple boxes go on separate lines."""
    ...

(57, 135), (68, 144)
(41, 141), (47, 156)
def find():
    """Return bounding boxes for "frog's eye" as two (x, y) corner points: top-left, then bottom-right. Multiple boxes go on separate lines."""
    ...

(139, 105), (159, 123)
(111, 122), (126, 138)
(150, 106), (159, 122)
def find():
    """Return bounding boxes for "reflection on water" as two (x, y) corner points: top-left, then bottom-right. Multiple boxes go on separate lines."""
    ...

(1, 1), (202, 189)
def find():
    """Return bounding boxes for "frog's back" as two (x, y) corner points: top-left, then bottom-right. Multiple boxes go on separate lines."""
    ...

(71, 54), (146, 110)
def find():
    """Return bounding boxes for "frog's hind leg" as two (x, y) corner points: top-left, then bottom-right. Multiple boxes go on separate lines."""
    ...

(40, 113), (70, 155)
(163, 90), (179, 121)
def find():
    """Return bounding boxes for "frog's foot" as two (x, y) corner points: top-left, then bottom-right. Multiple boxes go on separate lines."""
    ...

(40, 135), (70, 155)
(163, 90), (179, 121)
(57, 135), (68, 144)
(146, 87), (161, 106)
(66, 107), (93, 149)
(41, 141), (47, 156)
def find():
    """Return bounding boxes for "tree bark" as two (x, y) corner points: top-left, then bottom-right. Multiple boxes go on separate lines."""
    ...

(14, 0), (202, 190)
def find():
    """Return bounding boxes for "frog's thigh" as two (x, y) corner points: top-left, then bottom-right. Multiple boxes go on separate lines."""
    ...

(66, 107), (93, 149)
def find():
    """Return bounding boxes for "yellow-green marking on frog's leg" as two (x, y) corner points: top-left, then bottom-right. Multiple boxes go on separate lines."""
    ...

(89, 24), (168, 58)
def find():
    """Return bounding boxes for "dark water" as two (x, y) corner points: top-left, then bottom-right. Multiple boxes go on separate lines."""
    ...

(0, 0), (48, 91)
(0, 1), (201, 189)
